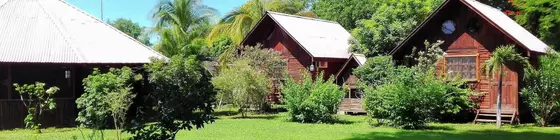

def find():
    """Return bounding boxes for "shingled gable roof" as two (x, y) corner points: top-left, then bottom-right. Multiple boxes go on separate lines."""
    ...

(0, 0), (165, 64)
(242, 11), (352, 59)
(390, 0), (549, 55)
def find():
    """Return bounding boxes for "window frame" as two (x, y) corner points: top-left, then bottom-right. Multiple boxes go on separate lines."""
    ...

(443, 54), (480, 82)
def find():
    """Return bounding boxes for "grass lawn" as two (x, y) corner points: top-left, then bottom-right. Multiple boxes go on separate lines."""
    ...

(1, 109), (559, 140)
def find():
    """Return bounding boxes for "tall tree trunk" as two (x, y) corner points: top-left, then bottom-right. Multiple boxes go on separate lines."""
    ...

(496, 68), (503, 128)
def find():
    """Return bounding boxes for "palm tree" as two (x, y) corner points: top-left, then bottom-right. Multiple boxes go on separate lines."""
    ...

(484, 45), (531, 128)
(151, 0), (218, 57)
(207, 0), (315, 45)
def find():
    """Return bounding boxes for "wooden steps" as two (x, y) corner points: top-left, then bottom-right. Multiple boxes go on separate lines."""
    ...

(338, 98), (366, 114)
(473, 109), (519, 124)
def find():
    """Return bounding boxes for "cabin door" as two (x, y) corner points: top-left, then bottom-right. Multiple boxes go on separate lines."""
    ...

(489, 64), (519, 111)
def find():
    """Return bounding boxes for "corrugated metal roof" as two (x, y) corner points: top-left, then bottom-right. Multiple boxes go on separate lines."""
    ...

(464, 0), (548, 53)
(0, 0), (165, 64)
(268, 12), (352, 59)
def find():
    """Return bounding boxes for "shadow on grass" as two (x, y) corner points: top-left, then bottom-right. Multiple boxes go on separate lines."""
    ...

(213, 110), (240, 117)
(345, 130), (560, 140)
(231, 115), (279, 120)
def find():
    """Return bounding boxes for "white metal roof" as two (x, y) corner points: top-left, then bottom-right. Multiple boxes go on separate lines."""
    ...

(268, 12), (352, 58)
(352, 54), (367, 66)
(464, 0), (548, 53)
(0, 0), (165, 64)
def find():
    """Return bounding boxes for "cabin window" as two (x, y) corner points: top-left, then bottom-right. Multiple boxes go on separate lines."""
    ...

(445, 56), (478, 81)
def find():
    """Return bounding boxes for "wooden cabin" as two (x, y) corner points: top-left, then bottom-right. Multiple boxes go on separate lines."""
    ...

(242, 12), (352, 103)
(0, 0), (164, 129)
(391, 0), (548, 123)
(335, 54), (367, 113)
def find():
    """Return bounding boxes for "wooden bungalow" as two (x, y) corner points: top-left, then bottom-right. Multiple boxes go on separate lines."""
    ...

(0, 0), (164, 129)
(335, 54), (367, 113)
(241, 12), (353, 103)
(391, 0), (548, 123)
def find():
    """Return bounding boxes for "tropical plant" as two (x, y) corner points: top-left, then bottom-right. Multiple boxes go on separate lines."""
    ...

(522, 50), (560, 127)
(212, 60), (271, 117)
(13, 82), (59, 133)
(483, 45), (531, 128)
(350, 0), (443, 56)
(151, 0), (217, 58)
(208, 0), (315, 45)
(353, 56), (395, 88)
(282, 72), (346, 123)
(126, 56), (216, 140)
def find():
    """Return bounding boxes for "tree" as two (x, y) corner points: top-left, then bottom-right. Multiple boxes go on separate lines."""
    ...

(483, 45), (531, 128)
(151, 0), (218, 58)
(208, 0), (315, 45)
(350, 0), (443, 56)
(522, 50), (560, 127)
(108, 18), (152, 46)
(514, 0), (560, 50)
(127, 56), (216, 140)
(13, 82), (59, 133)
(312, 0), (375, 30)
(212, 60), (271, 117)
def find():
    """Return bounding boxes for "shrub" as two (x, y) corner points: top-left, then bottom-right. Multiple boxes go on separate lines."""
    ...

(13, 82), (59, 132)
(282, 72), (346, 123)
(212, 59), (271, 117)
(76, 67), (138, 128)
(522, 51), (560, 127)
(364, 67), (473, 129)
(126, 56), (216, 140)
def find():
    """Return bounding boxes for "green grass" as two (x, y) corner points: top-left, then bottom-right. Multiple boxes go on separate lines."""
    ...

(1, 109), (559, 140)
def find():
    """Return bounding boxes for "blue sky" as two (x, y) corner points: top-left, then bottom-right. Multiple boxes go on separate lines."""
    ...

(65, 0), (248, 27)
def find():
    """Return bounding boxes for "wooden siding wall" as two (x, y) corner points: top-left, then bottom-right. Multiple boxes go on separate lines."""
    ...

(266, 24), (313, 82)
(394, 1), (525, 111)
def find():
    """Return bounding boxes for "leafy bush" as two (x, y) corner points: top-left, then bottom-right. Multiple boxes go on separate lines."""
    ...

(76, 67), (139, 129)
(13, 82), (59, 132)
(282, 73), (346, 123)
(364, 67), (472, 129)
(212, 60), (271, 117)
(361, 40), (472, 129)
(126, 56), (216, 140)
(522, 51), (560, 127)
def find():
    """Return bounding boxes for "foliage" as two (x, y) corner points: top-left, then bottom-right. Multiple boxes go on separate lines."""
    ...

(206, 36), (234, 59)
(483, 45), (531, 128)
(350, 0), (443, 56)
(126, 56), (216, 140)
(108, 18), (151, 46)
(312, 0), (375, 30)
(208, 0), (315, 45)
(514, 0), (560, 50)
(521, 50), (560, 127)
(212, 60), (271, 117)
(13, 82), (59, 132)
(151, 0), (217, 58)
(362, 41), (472, 129)
(76, 67), (138, 129)
(353, 56), (395, 88)
(282, 72), (346, 123)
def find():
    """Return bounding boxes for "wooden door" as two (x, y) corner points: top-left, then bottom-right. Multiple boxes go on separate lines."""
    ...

(489, 64), (519, 111)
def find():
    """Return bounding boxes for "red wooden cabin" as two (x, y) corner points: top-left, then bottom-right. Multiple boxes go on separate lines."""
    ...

(0, 0), (164, 129)
(391, 0), (548, 123)
(242, 12), (353, 103)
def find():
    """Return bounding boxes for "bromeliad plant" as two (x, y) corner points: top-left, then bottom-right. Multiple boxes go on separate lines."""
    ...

(13, 82), (59, 133)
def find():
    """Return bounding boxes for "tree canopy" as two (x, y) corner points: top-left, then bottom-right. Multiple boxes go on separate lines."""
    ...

(108, 18), (152, 46)
(514, 0), (560, 50)
(312, 0), (375, 30)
